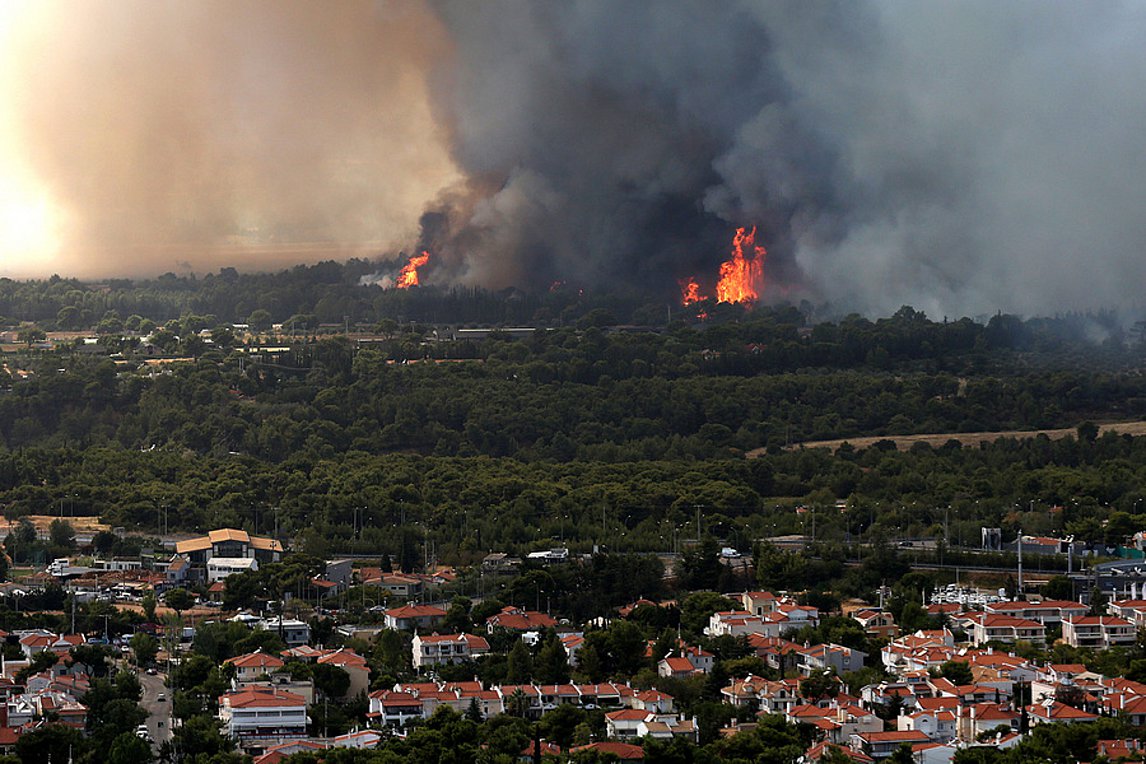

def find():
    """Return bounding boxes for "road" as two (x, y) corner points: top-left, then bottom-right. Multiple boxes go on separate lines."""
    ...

(139, 669), (173, 749)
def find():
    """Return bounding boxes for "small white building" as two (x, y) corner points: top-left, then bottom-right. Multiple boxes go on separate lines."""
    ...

(207, 557), (259, 583)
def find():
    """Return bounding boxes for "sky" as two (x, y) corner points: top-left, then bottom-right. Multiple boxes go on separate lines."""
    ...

(1, 0), (1145, 317)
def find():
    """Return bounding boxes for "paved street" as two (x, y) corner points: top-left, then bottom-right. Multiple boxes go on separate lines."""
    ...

(139, 670), (173, 748)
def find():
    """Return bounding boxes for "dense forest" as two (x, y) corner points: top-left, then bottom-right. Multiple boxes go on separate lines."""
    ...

(0, 262), (1143, 559)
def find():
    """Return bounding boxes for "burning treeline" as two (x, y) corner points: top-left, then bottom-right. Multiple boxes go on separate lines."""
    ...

(395, 251), (431, 289)
(680, 227), (767, 315)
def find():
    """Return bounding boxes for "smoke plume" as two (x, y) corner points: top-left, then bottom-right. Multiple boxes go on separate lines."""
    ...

(3, 0), (1146, 316)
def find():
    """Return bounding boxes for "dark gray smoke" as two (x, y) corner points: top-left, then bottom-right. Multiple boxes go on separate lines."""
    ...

(423, 0), (1146, 316)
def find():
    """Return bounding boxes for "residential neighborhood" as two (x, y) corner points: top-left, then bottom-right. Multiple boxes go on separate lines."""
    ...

(0, 520), (1145, 764)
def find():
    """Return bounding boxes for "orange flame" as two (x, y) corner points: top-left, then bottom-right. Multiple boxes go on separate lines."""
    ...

(714, 226), (765, 304)
(679, 277), (706, 306)
(396, 250), (430, 289)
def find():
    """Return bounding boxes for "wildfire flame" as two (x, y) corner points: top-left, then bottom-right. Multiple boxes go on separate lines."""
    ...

(679, 277), (705, 306)
(396, 250), (430, 289)
(715, 226), (765, 304)
(677, 227), (767, 315)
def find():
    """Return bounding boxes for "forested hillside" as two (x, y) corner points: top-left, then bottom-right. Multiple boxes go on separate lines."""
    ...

(0, 268), (1142, 558)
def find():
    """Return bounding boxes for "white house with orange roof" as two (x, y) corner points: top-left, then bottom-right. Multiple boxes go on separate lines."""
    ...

(413, 633), (491, 669)
(897, 707), (957, 743)
(798, 643), (867, 676)
(1025, 699), (1098, 726)
(331, 729), (384, 749)
(789, 701), (882, 746)
(706, 610), (786, 638)
(485, 606), (558, 632)
(851, 609), (898, 639)
(969, 614), (1046, 648)
(218, 687), (308, 744)
(17, 632), (84, 660)
(1062, 615), (1137, 648)
(957, 703), (1021, 741)
(850, 730), (931, 760)
(226, 650), (286, 682)
(629, 689), (674, 714)
(384, 604), (447, 631)
(983, 599), (1087, 626)
(368, 689), (425, 727)
(560, 633), (585, 667)
(658, 656), (699, 680)
(1107, 598), (1146, 628)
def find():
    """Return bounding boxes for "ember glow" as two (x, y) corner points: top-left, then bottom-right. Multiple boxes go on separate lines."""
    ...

(715, 226), (765, 305)
(396, 250), (430, 289)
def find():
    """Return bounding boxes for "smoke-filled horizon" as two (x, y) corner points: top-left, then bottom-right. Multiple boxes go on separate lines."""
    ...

(1, 0), (1145, 317)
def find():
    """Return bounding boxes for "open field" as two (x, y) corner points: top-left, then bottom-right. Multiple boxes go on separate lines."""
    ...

(0, 515), (112, 538)
(746, 420), (1146, 456)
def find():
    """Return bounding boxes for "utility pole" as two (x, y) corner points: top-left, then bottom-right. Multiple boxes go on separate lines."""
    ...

(1017, 528), (1024, 597)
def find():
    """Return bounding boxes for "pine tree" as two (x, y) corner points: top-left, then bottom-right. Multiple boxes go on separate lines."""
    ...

(507, 639), (534, 683)
(535, 634), (571, 684)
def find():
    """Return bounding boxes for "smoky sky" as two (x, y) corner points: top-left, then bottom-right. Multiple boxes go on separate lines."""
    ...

(3, 1), (1146, 316)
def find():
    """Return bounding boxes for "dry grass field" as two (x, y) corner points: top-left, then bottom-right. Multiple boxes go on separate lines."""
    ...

(746, 420), (1146, 456)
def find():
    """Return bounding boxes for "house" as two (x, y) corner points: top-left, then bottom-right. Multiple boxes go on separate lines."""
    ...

(218, 688), (308, 745)
(788, 700), (882, 746)
(368, 690), (425, 727)
(257, 617), (311, 647)
(1061, 615), (1137, 648)
(983, 600), (1088, 626)
(485, 606), (557, 633)
(412, 633), (491, 669)
(482, 553), (520, 572)
(226, 650), (285, 682)
(850, 730), (931, 760)
(957, 703), (1021, 741)
(316, 649), (371, 699)
(1107, 599), (1146, 629)
(385, 605), (447, 631)
(561, 634), (585, 667)
(370, 574), (424, 599)
(970, 614), (1046, 648)
(798, 643), (867, 676)
(705, 611), (788, 638)
(175, 528), (284, 582)
(658, 656), (699, 680)
(1025, 699), (1098, 725)
(742, 591), (779, 616)
(748, 635), (802, 673)
(897, 708), (956, 743)
(18, 632), (84, 660)
(851, 609), (898, 639)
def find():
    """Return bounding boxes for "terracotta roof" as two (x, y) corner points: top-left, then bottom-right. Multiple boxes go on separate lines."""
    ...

(386, 604), (447, 618)
(226, 650), (285, 670)
(571, 742), (645, 759)
(223, 688), (306, 708)
(209, 528), (251, 544)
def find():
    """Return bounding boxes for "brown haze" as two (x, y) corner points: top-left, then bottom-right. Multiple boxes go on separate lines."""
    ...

(0, 0), (459, 278)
